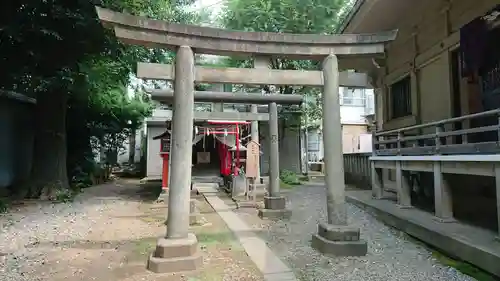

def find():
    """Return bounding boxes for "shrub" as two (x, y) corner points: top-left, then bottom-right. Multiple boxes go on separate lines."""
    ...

(0, 198), (9, 213)
(54, 189), (76, 203)
(279, 169), (300, 185)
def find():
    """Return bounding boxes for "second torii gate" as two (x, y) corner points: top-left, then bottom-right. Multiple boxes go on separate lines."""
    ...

(96, 6), (397, 274)
(153, 89), (305, 189)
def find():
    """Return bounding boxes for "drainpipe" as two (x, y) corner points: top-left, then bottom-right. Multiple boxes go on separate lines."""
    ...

(303, 95), (309, 175)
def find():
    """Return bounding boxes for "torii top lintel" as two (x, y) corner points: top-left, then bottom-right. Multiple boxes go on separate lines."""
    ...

(95, 7), (397, 59)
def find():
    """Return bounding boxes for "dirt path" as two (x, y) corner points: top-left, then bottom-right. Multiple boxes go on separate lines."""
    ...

(0, 179), (262, 281)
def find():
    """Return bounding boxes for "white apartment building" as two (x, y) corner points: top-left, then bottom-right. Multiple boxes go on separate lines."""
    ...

(305, 86), (375, 163)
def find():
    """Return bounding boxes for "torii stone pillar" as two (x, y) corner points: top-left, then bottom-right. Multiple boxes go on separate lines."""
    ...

(211, 84), (224, 112)
(258, 102), (291, 219)
(311, 54), (367, 256)
(148, 46), (202, 273)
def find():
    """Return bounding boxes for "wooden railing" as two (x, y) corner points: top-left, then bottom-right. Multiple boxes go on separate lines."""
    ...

(373, 109), (500, 156)
(344, 153), (371, 189)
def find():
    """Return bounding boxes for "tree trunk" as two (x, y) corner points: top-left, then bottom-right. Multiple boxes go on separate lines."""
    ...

(128, 128), (136, 164)
(28, 90), (70, 199)
(66, 92), (92, 184)
(99, 136), (106, 164)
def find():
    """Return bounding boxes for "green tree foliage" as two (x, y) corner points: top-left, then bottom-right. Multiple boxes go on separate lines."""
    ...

(220, 0), (354, 128)
(222, 0), (350, 34)
(0, 0), (202, 198)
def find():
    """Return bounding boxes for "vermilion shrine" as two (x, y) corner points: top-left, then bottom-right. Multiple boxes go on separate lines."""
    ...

(153, 120), (251, 194)
(96, 6), (397, 274)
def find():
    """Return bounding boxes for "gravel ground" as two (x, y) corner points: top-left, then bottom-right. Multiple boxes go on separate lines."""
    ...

(256, 185), (477, 281)
(0, 181), (149, 281)
(0, 180), (262, 281)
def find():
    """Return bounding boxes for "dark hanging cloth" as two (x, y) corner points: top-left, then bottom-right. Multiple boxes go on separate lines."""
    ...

(460, 17), (489, 77)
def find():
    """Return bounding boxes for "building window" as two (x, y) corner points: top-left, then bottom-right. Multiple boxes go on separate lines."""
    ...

(390, 76), (412, 119)
(341, 87), (365, 107)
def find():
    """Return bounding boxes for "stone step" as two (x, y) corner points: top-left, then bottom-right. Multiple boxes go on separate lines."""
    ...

(192, 176), (223, 184)
(308, 173), (325, 182)
(236, 201), (259, 209)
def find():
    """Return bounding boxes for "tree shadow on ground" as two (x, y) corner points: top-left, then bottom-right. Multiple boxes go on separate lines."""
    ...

(115, 181), (162, 202)
(75, 179), (163, 204)
(22, 229), (265, 252)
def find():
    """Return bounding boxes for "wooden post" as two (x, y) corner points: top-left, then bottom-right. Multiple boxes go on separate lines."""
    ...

(371, 161), (384, 199)
(433, 162), (454, 222)
(161, 154), (169, 189)
(245, 140), (260, 205)
(495, 165), (500, 239)
(435, 125), (443, 154)
(397, 132), (402, 155)
(396, 162), (412, 208)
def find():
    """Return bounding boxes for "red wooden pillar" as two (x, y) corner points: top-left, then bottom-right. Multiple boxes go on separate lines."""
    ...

(160, 137), (171, 190)
(161, 153), (169, 189)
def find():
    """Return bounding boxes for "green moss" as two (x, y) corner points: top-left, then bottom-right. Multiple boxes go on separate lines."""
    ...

(392, 230), (497, 281)
(131, 237), (157, 257)
(197, 232), (233, 244)
(432, 251), (497, 281)
(196, 231), (243, 250)
(280, 181), (293, 189)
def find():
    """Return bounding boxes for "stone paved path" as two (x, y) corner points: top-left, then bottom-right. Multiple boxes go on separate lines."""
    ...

(196, 183), (296, 281)
(237, 184), (478, 281)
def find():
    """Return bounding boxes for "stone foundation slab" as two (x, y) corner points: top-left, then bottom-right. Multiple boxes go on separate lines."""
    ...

(317, 222), (360, 242)
(258, 208), (292, 220)
(311, 233), (367, 256)
(147, 233), (202, 273)
(264, 196), (286, 210)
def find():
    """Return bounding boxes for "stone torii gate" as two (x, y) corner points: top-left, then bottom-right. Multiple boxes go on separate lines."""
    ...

(96, 7), (397, 273)
(152, 89), (305, 215)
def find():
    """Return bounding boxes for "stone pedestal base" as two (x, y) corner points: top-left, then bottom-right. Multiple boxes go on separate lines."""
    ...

(236, 201), (258, 209)
(190, 189), (203, 199)
(258, 208), (292, 219)
(189, 214), (199, 225)
(147, 233), (202, 273)
(250, 183), (267, 194)
(156, 189), (169, 203)
(372, 194), (392, 200)
(432, 216), (456, 223)
(167, 200), (200, 226)
(258, 196), (291, 220)
(264, 196), (286, 209)
(311, 223), (367, 256)
(396, 204), (413, 209)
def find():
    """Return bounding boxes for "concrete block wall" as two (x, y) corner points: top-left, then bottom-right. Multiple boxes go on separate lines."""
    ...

(146, 126), (164, 178)
(0, 94), (36, 189)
